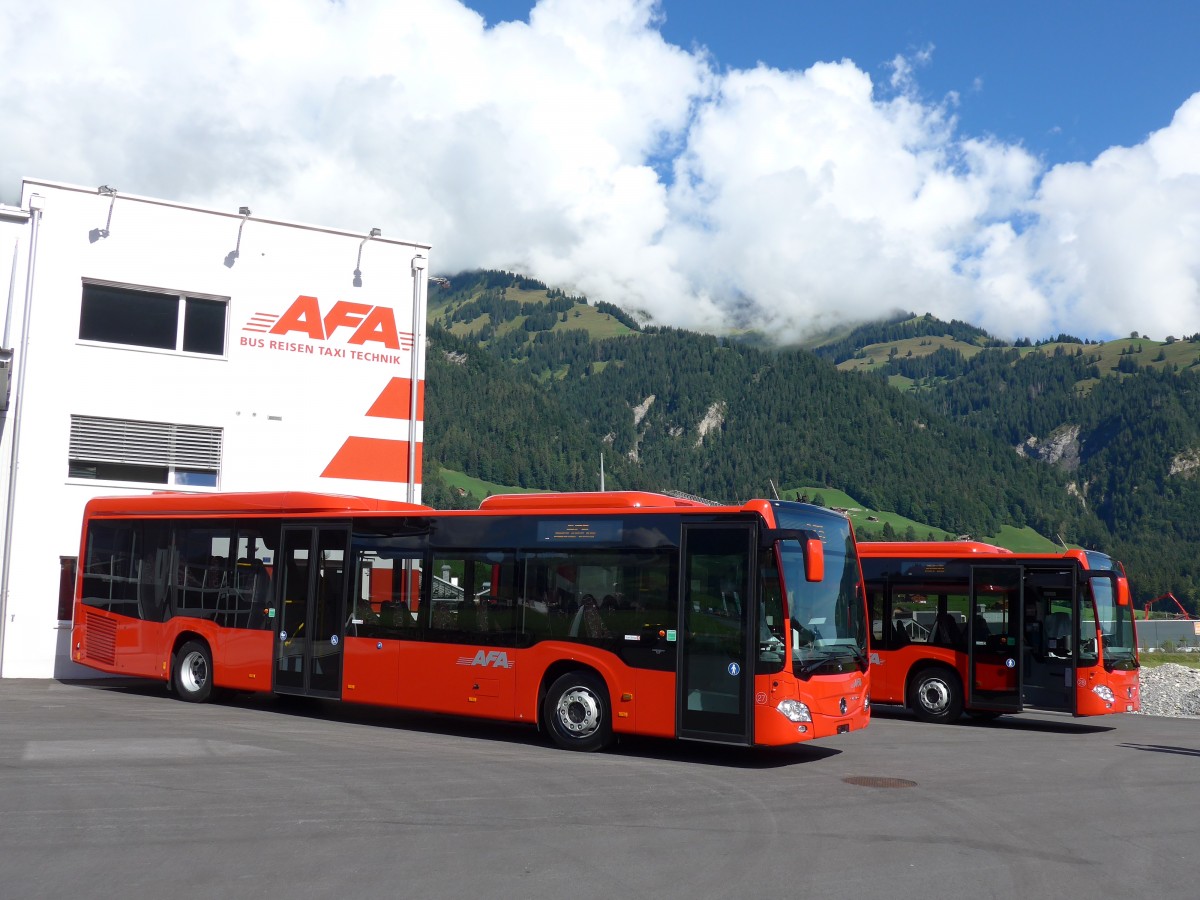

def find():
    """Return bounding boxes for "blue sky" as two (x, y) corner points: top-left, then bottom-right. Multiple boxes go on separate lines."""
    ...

(3, 1), (1198, 342)
(469, 0), (1200, 168)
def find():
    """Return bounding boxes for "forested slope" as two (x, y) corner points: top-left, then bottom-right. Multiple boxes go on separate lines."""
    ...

(420, 272), (1200, 613)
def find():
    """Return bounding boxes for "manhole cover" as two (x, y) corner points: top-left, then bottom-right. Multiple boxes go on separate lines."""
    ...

(842, 776), (918, 789)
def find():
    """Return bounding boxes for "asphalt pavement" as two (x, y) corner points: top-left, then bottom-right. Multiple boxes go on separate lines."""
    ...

(1, 679), (1196, 899)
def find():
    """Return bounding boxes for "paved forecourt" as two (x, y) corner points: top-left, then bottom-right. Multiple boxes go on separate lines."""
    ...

(0, 679), (1196, 900)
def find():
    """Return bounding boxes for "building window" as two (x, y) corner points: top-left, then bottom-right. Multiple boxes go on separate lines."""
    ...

(68, 415), (222, 487)
(79, 282), (227, 356)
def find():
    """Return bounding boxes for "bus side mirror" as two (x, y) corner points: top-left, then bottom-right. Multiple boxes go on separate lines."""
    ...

(762, 528), (824, 582)
(1116, 579), (1131, 607)
(804, 536), (824, 583)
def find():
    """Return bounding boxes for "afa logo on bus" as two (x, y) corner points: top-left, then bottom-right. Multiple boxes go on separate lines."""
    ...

(457, 651), (514, 669)
(241, 295), (415, 350)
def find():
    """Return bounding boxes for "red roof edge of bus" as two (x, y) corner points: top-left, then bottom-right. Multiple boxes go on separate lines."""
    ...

(83, 491), (430, 517)
(857, 540), (1014, 557)
(478, 491), (709, 511)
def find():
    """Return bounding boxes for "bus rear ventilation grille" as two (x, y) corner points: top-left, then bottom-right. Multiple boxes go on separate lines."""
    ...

(85, 613), (118, 666)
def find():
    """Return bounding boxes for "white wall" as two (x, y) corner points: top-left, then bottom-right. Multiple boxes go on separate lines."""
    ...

(0, 179), (430, 678)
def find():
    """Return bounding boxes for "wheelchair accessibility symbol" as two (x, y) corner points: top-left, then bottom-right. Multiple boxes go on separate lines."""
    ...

(728, 662), (741, 676)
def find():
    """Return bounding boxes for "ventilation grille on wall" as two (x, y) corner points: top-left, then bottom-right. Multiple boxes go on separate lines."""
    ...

(69, 415), (222, 469)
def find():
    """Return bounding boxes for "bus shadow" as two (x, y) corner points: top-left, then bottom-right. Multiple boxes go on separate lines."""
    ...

(267, 695), (842, 768)
(78, 680), (842, 768)
(868, 704), (1116, 735)
(613, 736), (842, 768)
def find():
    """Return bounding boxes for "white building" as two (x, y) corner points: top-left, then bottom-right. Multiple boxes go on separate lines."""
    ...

(0, 179), (429, 679)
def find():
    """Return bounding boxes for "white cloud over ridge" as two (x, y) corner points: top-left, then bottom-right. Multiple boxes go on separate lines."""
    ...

(2, 0), (1197, 342)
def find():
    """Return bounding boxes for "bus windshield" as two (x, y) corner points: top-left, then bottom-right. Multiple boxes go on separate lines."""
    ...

(1085, 552), (1138, 670)
(773, 507), (867, 678)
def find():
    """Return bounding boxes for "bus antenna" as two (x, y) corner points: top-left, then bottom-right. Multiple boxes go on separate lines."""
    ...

(768, 479), (781, 500)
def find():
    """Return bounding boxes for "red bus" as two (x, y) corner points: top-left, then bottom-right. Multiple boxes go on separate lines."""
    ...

(71, 490), (870, 751)
(859, 542), (1140, 723)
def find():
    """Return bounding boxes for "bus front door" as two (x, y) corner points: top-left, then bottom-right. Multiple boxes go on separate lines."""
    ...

(275, 526), (350, 698)
(678, 524), (755, 744)
(967, 566), (1023, 713)
(1021, 568), (1076, 713)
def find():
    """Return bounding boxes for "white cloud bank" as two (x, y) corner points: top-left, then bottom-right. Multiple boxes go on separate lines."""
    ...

(2, 0), (1197, 342)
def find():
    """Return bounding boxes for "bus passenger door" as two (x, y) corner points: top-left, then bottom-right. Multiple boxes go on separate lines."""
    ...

(967, 566), (1023, 713)
(275, 526), (350, 698)
(678, 524), (755, 744)
(1021, 568), (1077, 713)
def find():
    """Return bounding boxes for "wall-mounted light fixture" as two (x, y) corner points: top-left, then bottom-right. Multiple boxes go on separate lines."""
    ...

(224, 206), (253, 268)
(89, 185), (118, 242)
(353, 227), (382, 287)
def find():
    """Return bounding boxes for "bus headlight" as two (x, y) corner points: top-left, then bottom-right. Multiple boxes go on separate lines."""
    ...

(1092, 685), (1116, 703)
(776, 699), (812, 723)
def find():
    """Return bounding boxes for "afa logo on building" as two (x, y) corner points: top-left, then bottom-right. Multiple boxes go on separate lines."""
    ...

(240, 295), (415, 361)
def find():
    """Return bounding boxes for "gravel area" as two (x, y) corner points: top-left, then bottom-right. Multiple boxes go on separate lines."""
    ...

(1134, 663), (1200, 718)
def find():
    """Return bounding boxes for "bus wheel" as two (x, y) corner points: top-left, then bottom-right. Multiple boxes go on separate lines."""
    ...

(544, 671), (613, 752)
(908, 667), (962, 724)
(174, 640), (214, 703)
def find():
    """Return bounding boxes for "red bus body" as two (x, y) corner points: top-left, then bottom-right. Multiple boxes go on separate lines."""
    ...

(859, 542), (1140, 722)
(71, 491), (870, 750)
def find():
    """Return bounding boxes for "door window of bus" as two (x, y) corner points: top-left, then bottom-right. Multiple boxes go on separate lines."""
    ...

(1043, 593), (1075, 659)
(1077, 594), (1099, 664)
(758, 555), (786, 673)
(972, 583), (1014, 652)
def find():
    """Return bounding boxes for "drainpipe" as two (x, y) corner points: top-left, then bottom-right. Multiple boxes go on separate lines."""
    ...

(0, 193), (44, 674)
(408, 254), (427, 504)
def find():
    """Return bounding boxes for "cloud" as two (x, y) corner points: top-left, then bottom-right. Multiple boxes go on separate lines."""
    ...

(998, 94), (1200, 341)
(1, 0), (1197, 342)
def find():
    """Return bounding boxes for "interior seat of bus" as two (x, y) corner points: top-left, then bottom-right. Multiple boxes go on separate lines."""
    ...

(931, 612), (961, 647)
(1043, 612), (1071, 657)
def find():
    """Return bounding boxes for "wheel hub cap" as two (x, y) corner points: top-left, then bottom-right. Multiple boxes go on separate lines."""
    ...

(556, 688), (600, 737)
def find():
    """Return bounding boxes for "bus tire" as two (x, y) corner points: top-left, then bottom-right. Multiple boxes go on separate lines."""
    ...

(174, 640), (214, 703)
(543, 671), (613, 752)
(908, 666), (962, 724)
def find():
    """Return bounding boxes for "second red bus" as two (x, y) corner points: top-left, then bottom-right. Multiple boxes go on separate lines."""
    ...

(859, 542), (1139, 722)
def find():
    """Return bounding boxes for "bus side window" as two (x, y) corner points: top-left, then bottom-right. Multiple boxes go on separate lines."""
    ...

(428, 553), (516, 644)
(869, 588), (884, 643)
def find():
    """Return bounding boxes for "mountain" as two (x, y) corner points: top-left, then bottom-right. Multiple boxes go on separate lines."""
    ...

(825, 318), (1200, 615)
(420, 271), (1200, 616)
